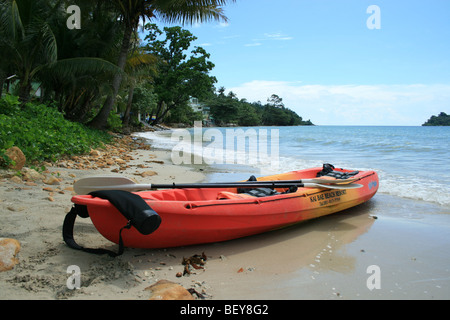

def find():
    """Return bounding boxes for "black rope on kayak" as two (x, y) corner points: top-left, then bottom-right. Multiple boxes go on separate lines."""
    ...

(62, 205), (123, 257)
(116, 220), (132, 257)
(62, 190), (161, 257)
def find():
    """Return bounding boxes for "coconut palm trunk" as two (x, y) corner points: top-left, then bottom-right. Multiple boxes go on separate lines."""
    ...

(89, 24), (133, 129)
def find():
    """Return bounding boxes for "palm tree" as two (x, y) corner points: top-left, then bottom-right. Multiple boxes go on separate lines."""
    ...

(0, 0), (123, 106)
(38, 0), (124, 121)
(122, 46), (158, 127)
(0, 0), (58, 102)
(89, 0), (235, 129)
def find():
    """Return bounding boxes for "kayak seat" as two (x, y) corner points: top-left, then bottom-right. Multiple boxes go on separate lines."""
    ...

(218, 186), (294, 199)
(217, 191), (256, 200)
(316, 163), (359, 179)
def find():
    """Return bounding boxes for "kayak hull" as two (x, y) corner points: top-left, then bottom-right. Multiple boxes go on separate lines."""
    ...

(71, 167), (378, 248)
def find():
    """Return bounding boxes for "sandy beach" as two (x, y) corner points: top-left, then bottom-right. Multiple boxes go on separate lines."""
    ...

(0, 134), (449, 301)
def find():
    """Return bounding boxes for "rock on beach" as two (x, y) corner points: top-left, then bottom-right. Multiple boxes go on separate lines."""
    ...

(0, 238), (21, 272)
(5, 147), (26, 170)
(145, 280), (194, 300)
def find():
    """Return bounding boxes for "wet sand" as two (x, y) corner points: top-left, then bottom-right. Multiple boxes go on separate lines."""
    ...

(0, 138), (449, 300)
(168, 193), (450, 300)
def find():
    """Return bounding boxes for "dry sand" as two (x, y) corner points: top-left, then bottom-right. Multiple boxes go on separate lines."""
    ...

(0, 135), (449, 301)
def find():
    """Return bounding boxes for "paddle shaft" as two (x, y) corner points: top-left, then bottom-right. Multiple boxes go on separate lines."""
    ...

(203, 178), (357, 185)
(76, 182), (362, 194)
(151, 182), (350, 189)
(73, 176), (362, 194)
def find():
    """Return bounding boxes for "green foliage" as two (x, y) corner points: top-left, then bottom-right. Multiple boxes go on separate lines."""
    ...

(1, 1), (314, 130)
(107, 112), (123, 131)
(144, 23), (216, 124)
(164, 102), (203, 125)
(0, 94), (21, 115)
(0, 0), (63, 101)
(237, 102), (261, 126)
(1, 0), (235, 128)
(132, 85), (158, 117)
(422, 112), (450, 126)
(0, 95), (111, 166)
(262, 106), (305, 126)
(206, 88), (314, 127)
(208, 90), (241, 125)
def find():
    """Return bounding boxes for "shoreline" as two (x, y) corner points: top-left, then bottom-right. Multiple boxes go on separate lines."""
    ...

(1, 134), (449, 300)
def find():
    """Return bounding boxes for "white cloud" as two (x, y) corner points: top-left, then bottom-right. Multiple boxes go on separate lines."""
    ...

(243, 32), (293, 47)
(244, 42), (262, 47)
(190, 21), (228, 29)
(228, 81), (450, 125)
(263, 32), (293, 41)
(214, 22), (229, 28)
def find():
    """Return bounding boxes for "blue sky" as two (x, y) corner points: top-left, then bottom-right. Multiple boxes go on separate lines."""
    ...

(156, 0), (450, 125)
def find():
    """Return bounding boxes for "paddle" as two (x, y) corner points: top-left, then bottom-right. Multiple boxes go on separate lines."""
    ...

(74, 176), (363, 195)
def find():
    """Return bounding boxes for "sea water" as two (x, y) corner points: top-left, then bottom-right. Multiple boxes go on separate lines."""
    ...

(135, 125), (450, 207)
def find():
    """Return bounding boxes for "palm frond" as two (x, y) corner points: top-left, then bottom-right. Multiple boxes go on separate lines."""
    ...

(0, 0), (25, 40)
(126, 52), (158, 69)
(44, 57), (124, 79)
(151, 0), (235, 25)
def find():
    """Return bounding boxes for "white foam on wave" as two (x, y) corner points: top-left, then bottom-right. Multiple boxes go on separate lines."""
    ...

(272, 159), (450, 207)
(134, 131), (177, 150)
(377, 173), (450, 207)
(251, 156), (450, 207)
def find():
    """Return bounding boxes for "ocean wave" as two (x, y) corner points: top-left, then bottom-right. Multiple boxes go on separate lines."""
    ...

(135, 131), (177, 150)
(378, 175), (450, 207)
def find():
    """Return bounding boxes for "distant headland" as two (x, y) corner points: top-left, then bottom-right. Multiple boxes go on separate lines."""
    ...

(422, 112), (450, 126)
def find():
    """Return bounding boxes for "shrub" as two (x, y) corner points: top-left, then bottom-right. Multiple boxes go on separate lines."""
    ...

(0, 95), (111, 166)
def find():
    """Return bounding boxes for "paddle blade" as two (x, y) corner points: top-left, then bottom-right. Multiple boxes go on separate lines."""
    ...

(305, 177), (359, 185)
(305, 183), (364, 190)
(326, 183), (363, 189)
(74, 176), (140, 195)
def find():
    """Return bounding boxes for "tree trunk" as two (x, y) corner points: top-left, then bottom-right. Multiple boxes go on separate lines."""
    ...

(88, 23), (133, 129)
(157, 103), (172, 123)
(18, 82), (31, 103)
(151, 101), (165, 125)
(0, 78), (4, 97)
(151, 101), (174, 125)
(122, 83), (135, 127)
(0, 70), (5, 97)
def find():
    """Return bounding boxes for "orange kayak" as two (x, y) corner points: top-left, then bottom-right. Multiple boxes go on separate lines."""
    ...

(68, 165), (378, 250)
